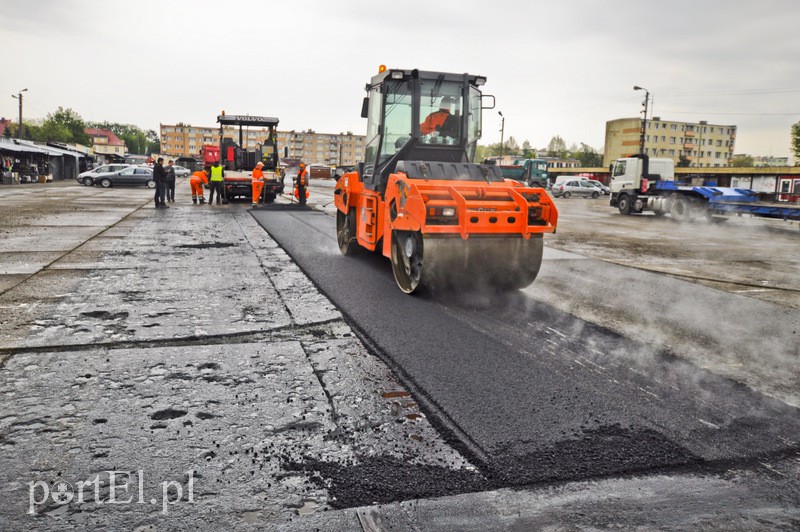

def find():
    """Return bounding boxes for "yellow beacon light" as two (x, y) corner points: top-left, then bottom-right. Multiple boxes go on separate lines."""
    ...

(378, 65), (387, 74)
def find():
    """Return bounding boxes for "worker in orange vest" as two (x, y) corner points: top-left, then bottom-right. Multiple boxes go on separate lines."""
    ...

(189, 169), (209, 204)
(420, 96), (456, 136)
(295, 163), (309, 205)
(252, 161), (266, 207)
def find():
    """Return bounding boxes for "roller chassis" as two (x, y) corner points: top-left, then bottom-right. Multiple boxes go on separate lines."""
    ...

(335, 163), (557, 293)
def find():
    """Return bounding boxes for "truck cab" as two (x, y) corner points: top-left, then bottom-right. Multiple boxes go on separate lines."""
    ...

(610, 156), (674, 195)
(609, 155), (675, 215)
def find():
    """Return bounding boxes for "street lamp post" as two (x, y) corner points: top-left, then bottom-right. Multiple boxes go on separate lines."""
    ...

(498, 111), (505, 161)
(633, 86), (649, 155)
(11, 88), (28, 139)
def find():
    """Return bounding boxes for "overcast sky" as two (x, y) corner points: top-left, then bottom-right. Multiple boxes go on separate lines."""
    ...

(2, 0), (799, 159)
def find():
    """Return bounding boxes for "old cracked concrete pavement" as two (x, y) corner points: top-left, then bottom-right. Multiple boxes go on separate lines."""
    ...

(0, 181), (470, 530)
(2, 179), (799, 531)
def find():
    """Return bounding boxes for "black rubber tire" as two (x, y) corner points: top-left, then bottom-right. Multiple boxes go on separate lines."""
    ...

(670, 197), (692, 222)
(83, 177), (94, 186)
(563, 191), (571, 199)
(100, 178), (112, 188)
(617, 194), (632, 215)
(146, 180), (155, 189)
(336, 208), (357, 255)
(591, 191), (599, 199)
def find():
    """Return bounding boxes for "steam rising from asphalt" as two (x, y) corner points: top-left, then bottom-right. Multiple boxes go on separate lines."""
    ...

(523, 207), (800, 408)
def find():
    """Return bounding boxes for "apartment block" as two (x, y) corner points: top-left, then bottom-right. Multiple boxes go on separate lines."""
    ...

(604, 117), (736, 168)
(159, 123), (365, 166)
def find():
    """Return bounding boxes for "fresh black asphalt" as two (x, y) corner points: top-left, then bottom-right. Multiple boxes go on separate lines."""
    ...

(251, 207), (800, 498)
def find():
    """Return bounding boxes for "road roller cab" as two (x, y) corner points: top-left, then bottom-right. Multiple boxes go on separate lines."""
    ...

(334, 67), (558, 293)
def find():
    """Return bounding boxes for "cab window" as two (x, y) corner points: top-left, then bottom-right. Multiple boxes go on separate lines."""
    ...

(419, 79), (462, 145)
(378, 79), (413, 165)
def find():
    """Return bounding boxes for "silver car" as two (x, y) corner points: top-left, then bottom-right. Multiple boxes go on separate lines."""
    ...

(78, 163), (131, 186)
(93, 165), (155, 188)
(172, 165), (191, 177)
(587, 180), (611, 195)
(552, 179), (601, 199)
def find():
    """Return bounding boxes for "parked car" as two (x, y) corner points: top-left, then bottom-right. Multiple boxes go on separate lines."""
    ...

(587, 180), (611, 195)
(552, 178), (601, 199)
(172, 165), (191, 177)
(77, 163), (130, 186)
(93, 165), (155, 188)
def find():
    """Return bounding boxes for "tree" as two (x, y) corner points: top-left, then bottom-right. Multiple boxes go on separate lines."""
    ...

(504, 136), (519, 154)
(44, 107), (90, 145)
(731, 154), (753, 167)
(145, 129), (160, 155)
(546, 135), (568, 158)
(677, 154), (693, 167)
(573, 143), (603, 167)
(792, 120), (800, 165)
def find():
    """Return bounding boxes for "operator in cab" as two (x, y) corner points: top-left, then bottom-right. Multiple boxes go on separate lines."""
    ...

(420, 96), (457, 136)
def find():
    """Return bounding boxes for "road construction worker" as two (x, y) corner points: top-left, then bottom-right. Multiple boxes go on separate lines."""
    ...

(295, 163), (309, 206)
(420, 96), (456, 136)
(189, 169), (209, 204)
(208, 161), (225, 205)
(251, 161), (266, 207)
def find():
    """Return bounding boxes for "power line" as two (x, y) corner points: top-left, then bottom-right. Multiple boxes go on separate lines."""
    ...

(661, 110), (800, 116)
(659, 88), (800, 97)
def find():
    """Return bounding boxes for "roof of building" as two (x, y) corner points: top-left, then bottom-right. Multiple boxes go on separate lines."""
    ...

(85, 128), (125, 146)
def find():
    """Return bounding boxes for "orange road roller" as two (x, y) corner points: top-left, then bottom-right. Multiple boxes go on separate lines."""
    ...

(334, 68), (558, 294)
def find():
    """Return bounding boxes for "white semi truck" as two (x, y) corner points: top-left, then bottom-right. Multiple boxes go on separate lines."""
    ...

(608, 155), (800, 222)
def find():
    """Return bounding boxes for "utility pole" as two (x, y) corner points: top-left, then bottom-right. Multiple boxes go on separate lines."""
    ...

(498, 111), (505, 161)
(11, 88), (27, 139)
(633, 86), (649, 155)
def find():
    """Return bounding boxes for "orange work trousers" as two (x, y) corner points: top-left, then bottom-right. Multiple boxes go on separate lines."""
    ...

(190, 177), (205, 198)
(252, 180), (264, 204)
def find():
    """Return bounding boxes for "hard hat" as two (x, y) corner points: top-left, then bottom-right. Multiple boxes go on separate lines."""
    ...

(441, 96), (456, 104)
(300, 163), (305, 168)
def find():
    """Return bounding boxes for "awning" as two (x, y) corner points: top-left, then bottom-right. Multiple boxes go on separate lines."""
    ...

(0, 140), (53, 155)
(14, 140), (71, 157)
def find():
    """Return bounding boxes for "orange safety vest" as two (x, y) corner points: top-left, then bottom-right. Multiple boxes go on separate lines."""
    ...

(253, 167), (264, 181)
(191, 170), (208, 184)
(297, 168), (307, 186)
(420, 110), (451, 135)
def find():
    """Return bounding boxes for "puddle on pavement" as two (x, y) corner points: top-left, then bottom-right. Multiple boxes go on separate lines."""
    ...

(296, 500), (319, 515)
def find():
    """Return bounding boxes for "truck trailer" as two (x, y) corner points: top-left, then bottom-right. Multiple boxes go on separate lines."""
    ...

(609, 155), (800, 222)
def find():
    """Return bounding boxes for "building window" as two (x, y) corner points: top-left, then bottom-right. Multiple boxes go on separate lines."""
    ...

(669, 137), (676, 144)
(668, 149), (675, 156)
(670, 124), (677, 130)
